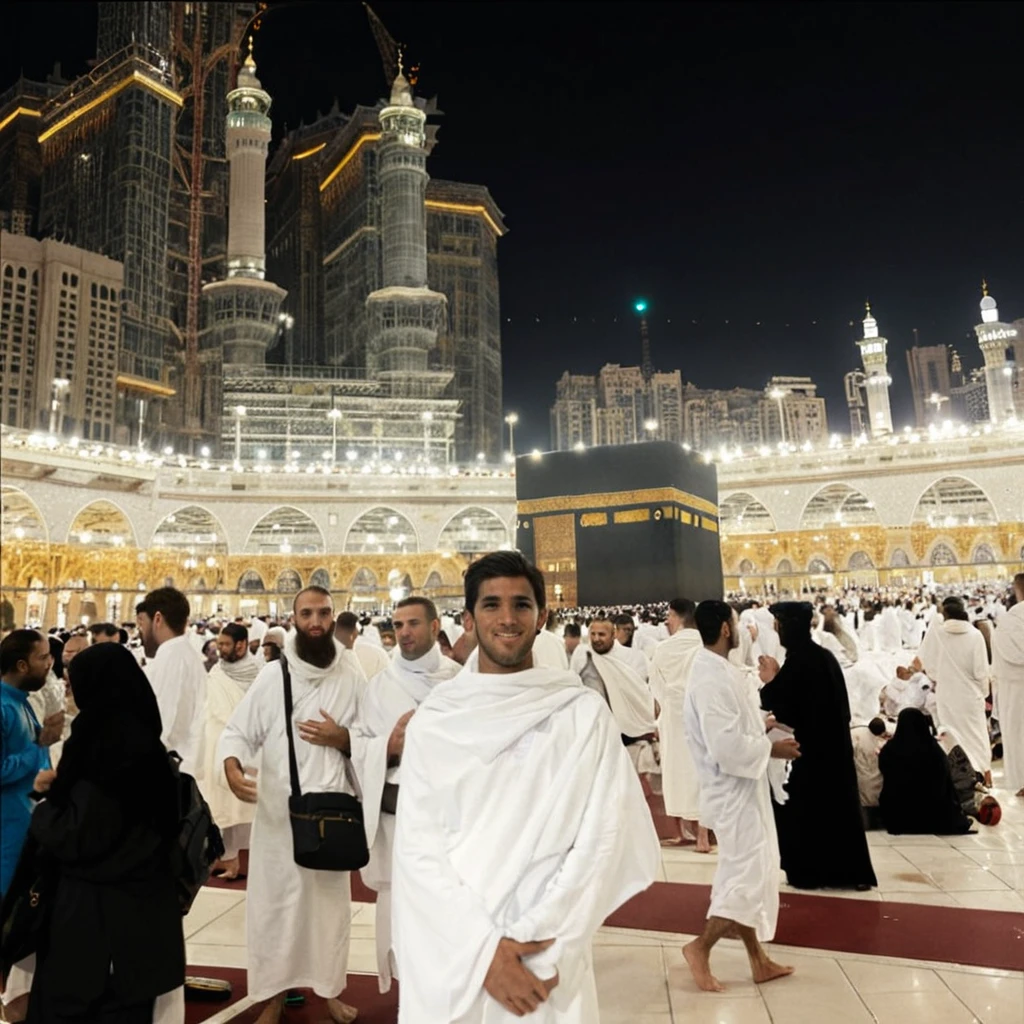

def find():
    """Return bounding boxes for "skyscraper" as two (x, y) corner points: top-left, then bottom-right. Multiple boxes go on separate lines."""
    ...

(906, 344), (952, 426)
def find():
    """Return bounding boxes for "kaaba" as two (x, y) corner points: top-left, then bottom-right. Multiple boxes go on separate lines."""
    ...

(515, 442), (722, 608)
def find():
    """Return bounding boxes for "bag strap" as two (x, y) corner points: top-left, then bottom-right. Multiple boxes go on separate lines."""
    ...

(281, 655), (303, 800)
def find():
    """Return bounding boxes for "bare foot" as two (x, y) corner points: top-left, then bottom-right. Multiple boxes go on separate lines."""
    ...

(326, 998), (358, 1023)
(752, 958), (795, 984)
(254, 994), (286, 1024)
(695, 826), (713, 854)
(1016, 787), (1024, 798)
(212, 855), (241, 879)
(683, 940), (726, 992)
(3, 993), (29, 1023)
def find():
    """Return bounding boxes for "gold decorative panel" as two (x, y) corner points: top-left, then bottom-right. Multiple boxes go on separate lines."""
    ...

(579, 512), (608, 528)
(613, 508), (651, 525)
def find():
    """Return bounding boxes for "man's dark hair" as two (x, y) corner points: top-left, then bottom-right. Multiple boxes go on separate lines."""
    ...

(612, 612), (634, 627)
(868, 718), (887, 737)
(88, 622), (119, 638)
(564, 623), (581, 639)
(695, 600), (734, 646)
(136, 587), (190, 634)
(293, 585), (332, 611)
(335, 611), (359, 631)
(1, 629), (45, 675)
(395, 596), (439, 623)
(117, 627), (129, 645)
(464, 551), (546, 613)
(669, 597), (697, 622)
(942, 597), (969, 622)
(221, 622), (248, 646)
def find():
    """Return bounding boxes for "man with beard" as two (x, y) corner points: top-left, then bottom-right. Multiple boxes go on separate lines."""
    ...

(202, 623), (260, 880)
(219, 587), (365, 1024)
(350, 596), (460, 992)
(392, 552), (659, 1022)
(1, 630), (59, 897)
(759, 602), (877, 891)
(136, 587), (207, 777)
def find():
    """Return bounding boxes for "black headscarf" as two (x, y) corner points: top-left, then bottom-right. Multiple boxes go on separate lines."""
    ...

(49, 643), (178, 838)
(47, 634), (64, 682)
(769, 601), (814, 650)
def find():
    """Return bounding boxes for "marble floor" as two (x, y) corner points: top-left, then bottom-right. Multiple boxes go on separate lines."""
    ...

(185, 777), (1024, 1023)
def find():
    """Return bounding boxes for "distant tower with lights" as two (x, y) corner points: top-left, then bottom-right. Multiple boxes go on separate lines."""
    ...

(634, 298), (655, 422)
(202, 39), (286, 368)
(974, 280), (1019, 424)
(364, 55), (451, 396)
(856, 301), (894, 436)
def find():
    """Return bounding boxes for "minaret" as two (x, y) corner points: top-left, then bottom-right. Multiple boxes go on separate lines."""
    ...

(203, 38), (285, 366)
(975, 280), (1019, 423)
(856, 300), (894, 436)
(365, 55), (448, 387)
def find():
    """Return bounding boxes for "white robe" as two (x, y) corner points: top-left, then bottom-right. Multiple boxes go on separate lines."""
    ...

(918, 619), (991, 774)
(392, 666), (659, 1023)
(533, 628), (570, 671)
(683, 648), (779, 941)
(876, 607), (903, 654)
(350, 644), (460, 991)
(217, 634), (366, 1002)
(992, 603), (1024, 791)
(353, 638), (391, 680)
(611, 641), (649, 682)
(146, 634), (207, 778)
(649, 628), (703, 820)
(570, 643), (657, 739)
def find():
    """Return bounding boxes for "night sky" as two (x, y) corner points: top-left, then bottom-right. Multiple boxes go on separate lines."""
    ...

(5, 2), (1022, 451)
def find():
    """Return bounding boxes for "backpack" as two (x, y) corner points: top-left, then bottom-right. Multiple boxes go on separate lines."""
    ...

(946, 744), (980, 818)
(168, 751), (225, 914)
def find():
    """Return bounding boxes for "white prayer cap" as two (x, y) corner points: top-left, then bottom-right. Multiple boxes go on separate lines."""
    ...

(263, 626), (286, 649)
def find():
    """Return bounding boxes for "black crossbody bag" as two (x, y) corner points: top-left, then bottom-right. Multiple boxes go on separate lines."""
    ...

(282, 655), (369, 871)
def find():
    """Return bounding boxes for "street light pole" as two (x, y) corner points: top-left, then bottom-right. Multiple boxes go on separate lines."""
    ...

(504, 412), (519, 461)
(49, 378), (70, 435)
(233, 404), (246, 463)
(769, 387), (788, 445)
(328, 406), (342, 463)
(421, 410), (433, 458)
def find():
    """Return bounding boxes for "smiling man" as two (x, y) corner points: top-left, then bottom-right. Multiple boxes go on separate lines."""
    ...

(350, 596), (461, 992)
(392, 551), (659, 1022)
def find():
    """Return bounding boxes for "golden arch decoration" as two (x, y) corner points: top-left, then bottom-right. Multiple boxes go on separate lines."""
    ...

(67, 500), (137, 548)
(1, 485), (49, 544)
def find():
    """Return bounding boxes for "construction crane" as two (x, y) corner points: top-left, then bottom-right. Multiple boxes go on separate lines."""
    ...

(363, 2), (400, 85)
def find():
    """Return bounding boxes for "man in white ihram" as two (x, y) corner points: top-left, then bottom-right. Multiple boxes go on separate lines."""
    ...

(682, 600), (801, 993)
(350, 596), (460, 992)
(392, 552), (659, 1022)
(992, 572), (1024, 798)
(219, 586), (365, 1024)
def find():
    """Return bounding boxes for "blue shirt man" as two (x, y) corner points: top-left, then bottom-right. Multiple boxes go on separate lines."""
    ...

(1, 630), (54, 896)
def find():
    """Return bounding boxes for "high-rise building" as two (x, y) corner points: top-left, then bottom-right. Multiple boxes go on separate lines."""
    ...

(763, 376), (829, 445)
(975, 282), (1018, 424)
(906, 344), (951, 426)
(855, 302), (894, 436)
(0, 231), (122, 441)
(550, 372), (597, 450)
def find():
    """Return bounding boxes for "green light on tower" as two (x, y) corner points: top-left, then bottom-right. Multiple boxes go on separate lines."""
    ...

(634, 299), (648, 314)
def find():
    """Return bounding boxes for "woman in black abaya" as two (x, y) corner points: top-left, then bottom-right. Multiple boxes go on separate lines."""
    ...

(759, 602), (877, 890)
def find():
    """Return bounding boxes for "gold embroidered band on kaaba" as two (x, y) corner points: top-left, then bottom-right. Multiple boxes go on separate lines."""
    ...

(518, 487), (718, 521)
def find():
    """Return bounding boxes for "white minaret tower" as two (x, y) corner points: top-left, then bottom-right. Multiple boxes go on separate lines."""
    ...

(975, 280), (1019, 424)
(856, 300), (894, 436)
(203, 38), (285, 367)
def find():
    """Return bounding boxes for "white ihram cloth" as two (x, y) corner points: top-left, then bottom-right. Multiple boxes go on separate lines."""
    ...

(612, 642), (649, 682)
(392, 666), (659, 1023)
(146, 634), (207, 778)
(650, 628), (704, 819)
(875, 607), (903, 654)
(752, 607), (782, 662)
(918, 619), (991, 774)
(816, 632), (887, 726)
(354, 638), (391, 680)
(350, 643), (461, 992)
(202, 654), (259, 844)
(992, 603), (1024, 791)
(683, 648), (782, 941)
(217, 634), (366, 1002)
(533, 627), (570, 670)
(570, 643), (657, 738)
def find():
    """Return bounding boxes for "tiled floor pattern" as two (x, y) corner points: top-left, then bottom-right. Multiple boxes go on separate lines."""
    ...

(186, 777), (1024, 1022)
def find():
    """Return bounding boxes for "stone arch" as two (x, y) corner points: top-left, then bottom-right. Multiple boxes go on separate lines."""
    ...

(387, 568), (414, 601)
(275, 568), (303, 594)
(1, 485), (49, 544)
(738, 558), (757, 575)
(971, 543), (996, 564)
(245, 506), (325, 554)
(776, 558), (794, 575)
(800, 483), (880, 531)
(67, 499), (136, 547)
(350, 567), (379, 594)
(344, 507), (419, 554)
(151, 505), (229, 553)
(719, 492), (776, 534)
(848, 550), (874, 571)
(807, 557), (832, 574)
(890, 548), (911, 568)
(929, 542), (958, 567)
(309, 567), (332, 590)
(912, 476), (998, 528)
(436, 506), (510, 553)
(238, 569), (266, 593)
(423, 570), (445, 591)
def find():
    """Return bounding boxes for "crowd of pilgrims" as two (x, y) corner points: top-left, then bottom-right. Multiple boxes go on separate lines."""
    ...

(1, 561), (1021, 1021)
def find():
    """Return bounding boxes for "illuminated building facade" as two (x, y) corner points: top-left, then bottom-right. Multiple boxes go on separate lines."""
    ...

(975, 282), (1019, 424)
(852, 303), (894, 437)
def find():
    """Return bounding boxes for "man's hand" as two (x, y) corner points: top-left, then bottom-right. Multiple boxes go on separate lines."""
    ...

(748, 622), (759, 642)
(764, 714), (777, 733)
(483, 938), (556, 1017)
(33, 769), (57, 794)
(39, 711), (65, 747)
(224, 758), (258, 803)
(770, 737), (801, 761)
(387, 710), (415, 764)
(758, 655), (780, 684)
(298, 710), (350, 754)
